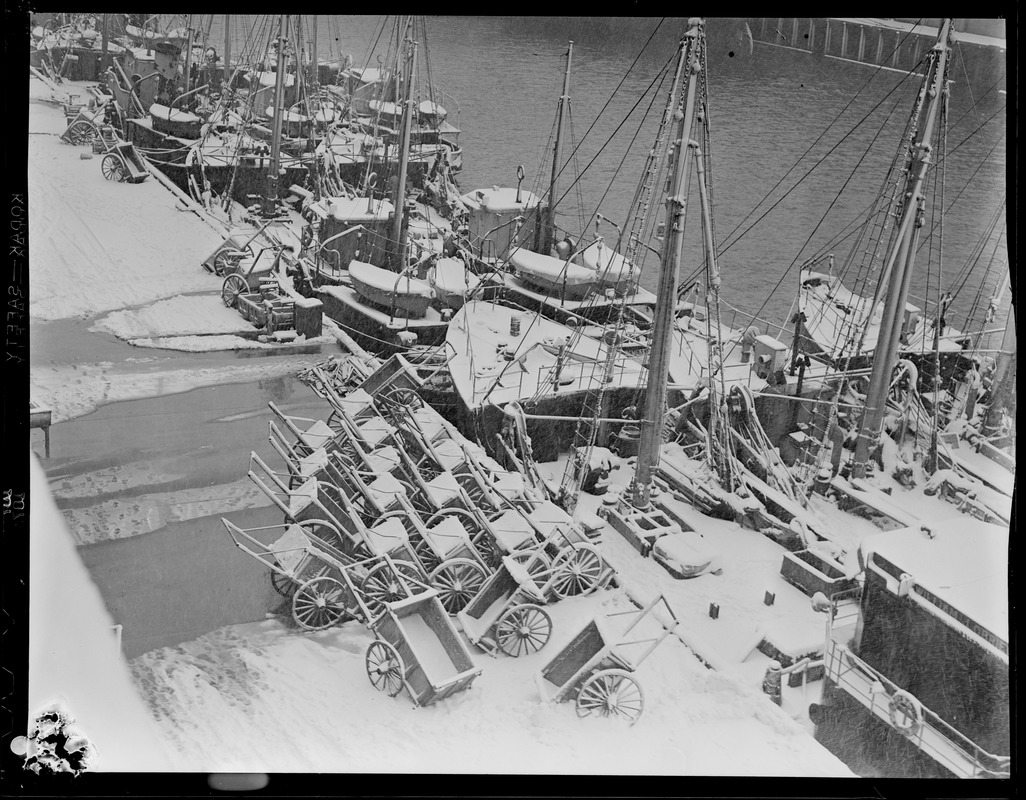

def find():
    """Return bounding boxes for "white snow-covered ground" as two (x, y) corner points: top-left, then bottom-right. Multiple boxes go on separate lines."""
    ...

(28, 80), (225, 322)
(130, 589), (855, 775)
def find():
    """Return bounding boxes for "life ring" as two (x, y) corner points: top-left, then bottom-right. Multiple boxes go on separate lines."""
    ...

(887, 689), (922, 737)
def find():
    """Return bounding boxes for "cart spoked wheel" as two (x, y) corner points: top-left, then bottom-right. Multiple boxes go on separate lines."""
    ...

(455, 472), (487, 505)
(411, 533), (442, 573)
(575, 668), (645, 725)
(101, 154), (125, 181)
(296, 518), (347, 552)
(292, 576), (351, 630)
(366, 640), (405, 697)
(66, 121), (95, 145)
(270, 569), (298, 598)
(429, 558), (487, 615)
(495, 604), (552, 657)
(510, 549), (552, 583)
(378, 388), (422, 414)
(549, 544), (605, 599)
(361, 561), (420, 617)
(221, 273), (249, 308)
(213, 248), (247, 277)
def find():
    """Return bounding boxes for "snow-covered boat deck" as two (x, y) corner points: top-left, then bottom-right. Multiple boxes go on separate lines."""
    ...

(445, 299), (648, 410)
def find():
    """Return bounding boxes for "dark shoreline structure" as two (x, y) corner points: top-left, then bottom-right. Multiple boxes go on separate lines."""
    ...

(735, 17), (1006, 95)
(810, 519), (1009, 778)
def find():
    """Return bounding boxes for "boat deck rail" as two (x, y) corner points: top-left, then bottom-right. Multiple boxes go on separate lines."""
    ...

(824, 587), (1008, 778)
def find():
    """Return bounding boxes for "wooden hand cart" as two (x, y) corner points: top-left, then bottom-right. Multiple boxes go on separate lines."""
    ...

(94, 126), (150, 183)
(60, 106), (103, 145)
(249, 452), (492, 616)
(221, 517), (428, 629)
(366, 590), (482, 706)
(457, 553), (555, 657)
(535, 594), (679, 725)
(220, 245), (288, 310)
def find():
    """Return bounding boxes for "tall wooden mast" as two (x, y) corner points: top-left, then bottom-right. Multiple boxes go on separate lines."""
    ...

(262, 14), (289, 217)
(630, 19), (704, 509)
(544, 41), (573, 254)
(223, 14), (231, 90)
(391, 22), (416, 269)
(851, 19), (954, 477)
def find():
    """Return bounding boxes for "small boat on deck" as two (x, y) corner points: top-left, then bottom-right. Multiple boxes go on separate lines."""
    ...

(510, 247), (598, 301)
(577, 239), (637, 295)
(348, 260), (434, 319)
(429, 257), (480, 310)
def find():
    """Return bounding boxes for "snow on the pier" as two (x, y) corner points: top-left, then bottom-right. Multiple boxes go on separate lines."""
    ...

(30, 352), (331, 424)
(28, 455), (175, 771)
(28, 88), (225, 321)
(91, 295), (258, 340)
(129, 591), (855, 775)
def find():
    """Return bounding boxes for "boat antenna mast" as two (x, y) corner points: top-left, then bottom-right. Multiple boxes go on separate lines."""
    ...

(850, 19), (954, 478)
(629, 18), (705, 510)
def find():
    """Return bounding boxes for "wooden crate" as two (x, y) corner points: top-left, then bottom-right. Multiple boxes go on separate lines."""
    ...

(780, 549), (856, 598)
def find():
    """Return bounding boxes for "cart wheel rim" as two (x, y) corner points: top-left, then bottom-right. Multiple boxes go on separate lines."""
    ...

(270, 569), (298, 598)
(429, 558), (487, 615)
(361, 563), (413, 618)
(412, 535), (441, 573)
(101, 154), (121, 180)
(365, 641), (404, 697)
(292, 577), (350, 630)
(576, 669), (644, 724)
(221, 274), (248, 308)
(510, 549), (552, 582)
(296, 519), (346, 552)
(495, 604), (551, 657)
(550, 545), (604, 599)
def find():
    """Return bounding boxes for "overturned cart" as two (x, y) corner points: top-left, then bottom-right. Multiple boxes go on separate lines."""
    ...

(536, 594), (679, 725)
(366, 591), (482, 706)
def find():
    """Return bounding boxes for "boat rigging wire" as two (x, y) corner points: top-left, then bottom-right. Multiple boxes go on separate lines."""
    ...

(713, 25), (930, 258)
(552, 49), (677, 214)
(718, 80), (922, 368)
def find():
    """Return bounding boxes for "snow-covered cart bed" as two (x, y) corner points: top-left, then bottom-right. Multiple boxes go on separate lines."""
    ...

(535, 594), (679, 725)
(366, 590), (482, 706)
